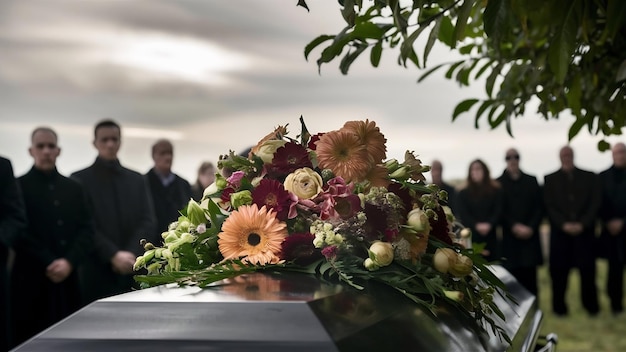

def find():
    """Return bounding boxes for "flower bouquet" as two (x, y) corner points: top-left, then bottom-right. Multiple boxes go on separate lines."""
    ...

(134, 117), (513, 343)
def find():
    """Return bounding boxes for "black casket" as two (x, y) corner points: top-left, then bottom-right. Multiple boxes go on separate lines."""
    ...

(12, 265), (556, 352)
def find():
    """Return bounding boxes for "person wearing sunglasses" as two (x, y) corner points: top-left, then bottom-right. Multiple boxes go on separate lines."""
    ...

(497, 148), (544, 298)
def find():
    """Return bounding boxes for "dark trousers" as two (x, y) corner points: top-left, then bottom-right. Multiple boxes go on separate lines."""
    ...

(509, 267), (538, 297)
(550, 265), (599, 316)
(607, 259), (624, 313)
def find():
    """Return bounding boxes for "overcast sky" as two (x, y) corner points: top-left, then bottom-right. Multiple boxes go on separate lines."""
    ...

(0, 0), (621, 184)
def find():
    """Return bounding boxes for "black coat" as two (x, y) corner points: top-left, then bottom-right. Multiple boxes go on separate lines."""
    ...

(145, 168), (192, 244)
(11, 167), (93, 345)
(497, 170), (544, 268)
(0, 157), (27, 351)
(71, 157), (156, 303)
(543, 167), (600, 268)
(598, 166), (626, 261)
(456, 186), (503, 261)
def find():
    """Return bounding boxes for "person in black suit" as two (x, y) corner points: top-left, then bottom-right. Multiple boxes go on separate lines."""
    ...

(598, 142), (626, 315)
(430, 159), (457, 212)
(497, 148), (544, 297)
(0, 156), (27, 350)
(456, 159), (503, 262)
(543, 145), (600, 316)
(71, 119), (156, 304)
(10, 127), (94, 347)
(145, 139), (192, 240)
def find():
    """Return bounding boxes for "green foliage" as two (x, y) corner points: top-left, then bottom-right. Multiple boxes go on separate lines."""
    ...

(298, 0), (626, 148)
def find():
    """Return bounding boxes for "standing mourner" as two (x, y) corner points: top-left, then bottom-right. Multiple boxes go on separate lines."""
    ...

(0, 157), (27, 351)
(430, 159), (457, 212)
(145, 139), (192, 240)
(543, 145), (600, 316)
(497, 148), (544, 296)
(71, 119), (156, 304)
(456, 159), (503, 261)
(10, 127), (94, 347)
(191, 161), (216, 202)
(598, 142), (626, 315)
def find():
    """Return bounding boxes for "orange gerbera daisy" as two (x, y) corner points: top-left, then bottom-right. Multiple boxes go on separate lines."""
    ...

(316, 130), (371, 183)
(218, 204), (288, 265)
(342, 120), (387, 164)
(364, 164), (391, 188)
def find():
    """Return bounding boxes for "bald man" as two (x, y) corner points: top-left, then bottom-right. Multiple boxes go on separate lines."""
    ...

(598, 142), (626, 315)
(544, 145), (600, 316)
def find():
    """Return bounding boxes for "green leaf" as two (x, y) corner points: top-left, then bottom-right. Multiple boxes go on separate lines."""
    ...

(340, 43), (368, 74)
(304, 35), (335, 61)
(401, 24), (428, 67)
(437, 16), (455, 47)
(568, 115), (589, 141)
(483, 0), (511, 46)
(548, 0), (578, 84)
(370, 41), (382, 67)
(424, 17), (442, 66)
(485, 62), (503, 97)
(453, 0), (477, 45)
(475, 100), (494, 128)
(417, 62), (447, 83)
(452, 99), (480, 121)
(445, 60), (465, 79)
(341, 0), (357, 26)
(598, 139), (611, 152)
(616, 59), (626, 83)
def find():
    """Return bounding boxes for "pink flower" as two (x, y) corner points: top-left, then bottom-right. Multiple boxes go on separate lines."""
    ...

(227, 171), (245, 189)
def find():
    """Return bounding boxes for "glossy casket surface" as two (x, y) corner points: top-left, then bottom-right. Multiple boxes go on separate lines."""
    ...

(13, 265), (542, 352)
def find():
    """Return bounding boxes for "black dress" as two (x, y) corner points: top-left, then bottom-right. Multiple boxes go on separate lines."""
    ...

(456, 186), (503, 262)
(11, 167), (93, 346)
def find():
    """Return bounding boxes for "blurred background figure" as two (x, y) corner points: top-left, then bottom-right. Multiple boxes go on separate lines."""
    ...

(71, 119), (156, 304)
(0, 157), (27, 351)
(543, 145), (600, 317)
(10, 127), (93, 347)
(145, 139), (192, 239)
(497, 148), (544, 297)
(191, 161), (216, 201)
(598, 142), (626, 316)
(456, 159), (502, 261)
(430, 159), (457, 212)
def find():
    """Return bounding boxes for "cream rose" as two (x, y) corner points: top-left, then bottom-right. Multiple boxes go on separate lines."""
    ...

(369, 241), (394, 267)
(284, 167), (323, 199)
(255, 139), (287, 164)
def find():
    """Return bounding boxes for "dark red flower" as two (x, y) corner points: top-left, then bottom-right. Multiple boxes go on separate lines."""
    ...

(281, 232), (322, 265)
(220, 187), (235, 204)
(266, 142), (312, 178)
(307, 133), (324, 150)
(251, 178), (297, 221)
(429, 205), (453, 245)
(387, 181), (412, 218)
(321, 245), (338, 260)
(334, 194), (362, 220)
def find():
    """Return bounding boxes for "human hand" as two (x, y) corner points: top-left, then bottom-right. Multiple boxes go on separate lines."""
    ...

(476, 222), (491, 236)
(46, 258), (72, 283)
(512, 223), (533, 240)
(607, 219), (624, 236)
(111, 251), (136, 275)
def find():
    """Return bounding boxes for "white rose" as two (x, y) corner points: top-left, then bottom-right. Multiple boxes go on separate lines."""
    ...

(369, 241), (394, 267)
(284, 167), (323, 199)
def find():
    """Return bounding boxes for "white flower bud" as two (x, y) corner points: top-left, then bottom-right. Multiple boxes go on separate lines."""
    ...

(364, 258), (380, 271)
(369, 241), (394, 267)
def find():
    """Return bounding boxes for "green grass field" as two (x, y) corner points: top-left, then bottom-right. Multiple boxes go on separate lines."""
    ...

(537, 259), (626, 351)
